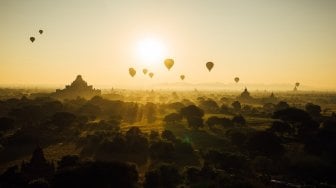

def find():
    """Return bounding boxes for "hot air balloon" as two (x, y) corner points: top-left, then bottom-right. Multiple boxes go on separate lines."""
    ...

(149, 72), (154, 78)
(30, 37), (35, 43)
(143, 69), (148, 75)
(180, 75), (185, 80)
(164, 59), (174, 70)
(129, 68), (136, 77)
(39, 30), (43, 34)
(234, 77), (239, 83)
(206, 62), (214, 72)
(295, 82), (300, 87)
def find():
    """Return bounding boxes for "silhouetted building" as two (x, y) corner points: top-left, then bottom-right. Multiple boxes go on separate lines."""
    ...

(52, 75), (101, 100)
(293, 86), (298, 91)
(237, 88), (254, 102)
(21, 145), (55, 181)
(261, 92), (278, 104)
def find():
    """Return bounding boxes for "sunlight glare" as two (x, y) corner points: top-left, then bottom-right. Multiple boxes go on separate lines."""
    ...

(136, 37), (167, 66)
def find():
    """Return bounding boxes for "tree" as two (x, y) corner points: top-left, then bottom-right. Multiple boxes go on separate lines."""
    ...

(125, 127), (149, 153)
(163, 113), (182, 124)
(0, 117), (14, 132)
(144, 102), (157, 123)
(226, 128), (251, 147)
(251, 156), (273, 175)
(273, 107), (311, 123)
(219, 104), (230, 114)
(305, 103), (321, 117)
(144, 164), (182, 188)
(77, 103), (101, 120)
(232, 115), (246, 126)
(51, 112), (76, 130)
(187, 117), (204, 129)
(149, 141), (175, 161)
(184, 167), (201, 185)
(268, 121), (292, 137)
(174, 139), (194, 155)
(206, 116), (233, 128)
(0, 165), (26, 188)
(167, 102), (185, 111)
(263, 103), (275, 113)
(9, 105), (44, 128)
(57, 155), (80, 170)
(161, 130), (176, 142)
(180, 105), (204, 129)
(273, 108), (317, 137)
(149, 130), (160, 141)
(203, 150), (249, 173)
(321, 119), (336, 132)
(274, 101), (289, 111)
(246, 131), (284, 157)
(180, 105), (204, 118)
(52, 161), (138, 188)
(297, 119), (319, 139)
(304, 123), (336, 158)
(206, 116), (220, 128)
(231, 101), (241, 113)
(123, 103), (139, 123)
(199, 99), (219, 113)
(41, 100), (63, 117)
(125, 127), (142, 139)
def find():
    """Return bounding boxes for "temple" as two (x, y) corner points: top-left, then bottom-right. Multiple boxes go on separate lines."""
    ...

(52, 75), (101, 100)
(261, 92), (278, 104)
(21, 145), (55, 181)
(237, 87), (254, 102)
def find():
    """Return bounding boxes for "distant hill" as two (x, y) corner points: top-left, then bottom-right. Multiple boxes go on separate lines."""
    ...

(151, 82), (314, 91)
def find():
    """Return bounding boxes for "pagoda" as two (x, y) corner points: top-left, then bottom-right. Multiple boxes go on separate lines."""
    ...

(21, 145), (55, 181)
(237, 87), (254, 102)
(52, 75), (101, 100)
(261, 92), (278, 104)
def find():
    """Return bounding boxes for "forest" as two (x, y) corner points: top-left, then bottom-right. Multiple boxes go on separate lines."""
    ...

(0, 88), (336, 187)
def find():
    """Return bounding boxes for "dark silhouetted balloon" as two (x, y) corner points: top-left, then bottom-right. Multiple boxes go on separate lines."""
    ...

(164, 59), (174, 70)
(143, 69), (148, 75)
(39, 30), (43, 34)
(295, 82), (300, 87)
(206, 62), (214, 72)
(234, 77), (239, 83)
(30, 37), (35, 43)
(180, 75), (185, 80)
(129, 68), (136, 77)
(149, 72), (154, 78)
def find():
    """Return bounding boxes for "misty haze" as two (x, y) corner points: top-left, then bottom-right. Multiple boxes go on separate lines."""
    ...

(1, 0), (336, 188)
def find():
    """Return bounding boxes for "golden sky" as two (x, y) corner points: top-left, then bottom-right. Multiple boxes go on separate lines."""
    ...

(1, 0), (336, 90)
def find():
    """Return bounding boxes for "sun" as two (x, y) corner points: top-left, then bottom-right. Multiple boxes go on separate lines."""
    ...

(136, 37), (167, 66)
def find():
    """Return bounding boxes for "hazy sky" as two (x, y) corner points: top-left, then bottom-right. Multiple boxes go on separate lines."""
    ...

(1, 0), (336, 90)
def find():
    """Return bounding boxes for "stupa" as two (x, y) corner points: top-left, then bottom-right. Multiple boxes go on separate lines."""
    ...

(237, 87), (254, 102)
(21, 145), (55, 180)
(52, 75), (101, 100)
